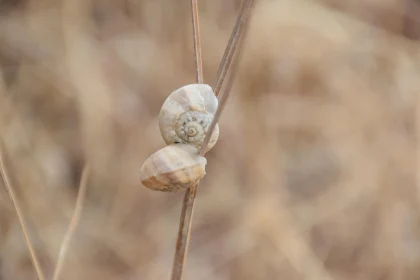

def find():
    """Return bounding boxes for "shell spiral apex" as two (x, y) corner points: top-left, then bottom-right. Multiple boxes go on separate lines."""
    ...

(159, 84), (219, 153)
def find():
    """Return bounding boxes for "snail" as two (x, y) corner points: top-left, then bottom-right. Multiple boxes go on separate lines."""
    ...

(140, 84), (219, 192)
(140, 144), (207, 192)
(159, 84), (219, 153)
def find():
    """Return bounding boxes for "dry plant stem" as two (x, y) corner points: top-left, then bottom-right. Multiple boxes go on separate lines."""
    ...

(213, 0), (253, 96)
(55, 1), (93, 278)
(191, 0), (204, 84)
(0, 142), (46, 280)
(171, 2), (204, 279)
(52, 164), (90, 280)
(200, 2), (253, 156)
(171, 2), (253, 279)
(171, 183), (199, 279)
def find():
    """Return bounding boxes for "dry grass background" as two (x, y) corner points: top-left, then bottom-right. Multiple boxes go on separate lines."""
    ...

(0, 0), (419, 279)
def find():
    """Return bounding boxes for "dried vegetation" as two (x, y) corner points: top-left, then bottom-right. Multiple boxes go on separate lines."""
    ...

(0, 0), (419, 279)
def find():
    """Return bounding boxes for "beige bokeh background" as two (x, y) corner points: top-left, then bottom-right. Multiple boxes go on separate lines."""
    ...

(0, 0), (419, 279)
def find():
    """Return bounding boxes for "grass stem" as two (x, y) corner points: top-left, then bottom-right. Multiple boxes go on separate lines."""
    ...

(0, 141), (46, 280)
(171, 1), (253, 279)
(52, 164), (90, 280)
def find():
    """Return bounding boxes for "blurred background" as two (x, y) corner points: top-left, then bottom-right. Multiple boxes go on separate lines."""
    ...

(0, 0), (419, 279)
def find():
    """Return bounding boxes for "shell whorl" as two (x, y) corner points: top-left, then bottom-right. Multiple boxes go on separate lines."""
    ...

(140, 144), (207, 192)
(159, 84), (219, 152)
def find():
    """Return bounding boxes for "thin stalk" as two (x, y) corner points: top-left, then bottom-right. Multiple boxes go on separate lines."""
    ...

(170, 182), (199, 280)
(199, 30), (248, 157)
(213, 0), (253, 97)
(191, 0), (204, 84)
(170, 1), (253, 279)
(52, 164), (90, 280)
(54, 1), (92, 277)
(201, 0), (253, 156)
(0, 142), (46, 280)
(170, 2), (203, 279)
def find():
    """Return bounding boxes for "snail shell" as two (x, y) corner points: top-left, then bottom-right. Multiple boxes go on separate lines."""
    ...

(159, 84), (219, 153)
(140, 144), (207, 192)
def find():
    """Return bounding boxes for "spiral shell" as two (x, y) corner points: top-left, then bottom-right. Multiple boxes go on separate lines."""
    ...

(159, 84), (219, 153)
(140, 144), (207, 192)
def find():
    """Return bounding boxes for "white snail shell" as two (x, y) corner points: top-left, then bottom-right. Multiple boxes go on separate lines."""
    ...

(159, 84), (220, 153)
(140, 144), (207, 192)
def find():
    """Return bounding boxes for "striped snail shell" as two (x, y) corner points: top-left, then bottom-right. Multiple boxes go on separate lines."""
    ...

(139, 144), (207, 192)
(159, 84), (219, 153)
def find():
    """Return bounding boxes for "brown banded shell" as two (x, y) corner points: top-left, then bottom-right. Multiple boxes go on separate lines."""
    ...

(139, 144), (207, 192)
(159, 84), (219, 153)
